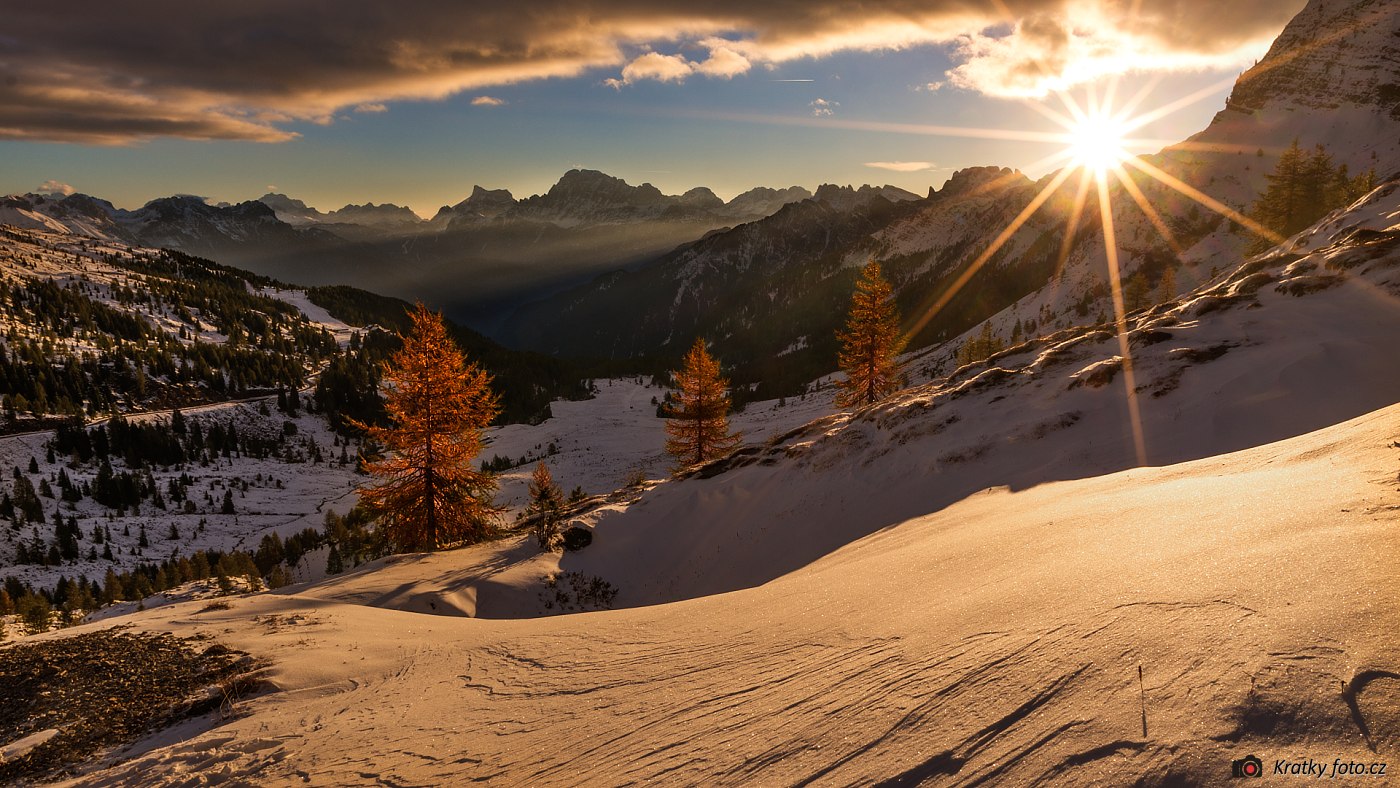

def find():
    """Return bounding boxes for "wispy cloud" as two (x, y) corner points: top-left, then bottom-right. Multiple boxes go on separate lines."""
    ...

(809, 98), (839, 117)
(471, 95), (507, 106)
(355, 102), (388, 113)
(0, 1), (1304, 143)
(864, 161), (933, 172)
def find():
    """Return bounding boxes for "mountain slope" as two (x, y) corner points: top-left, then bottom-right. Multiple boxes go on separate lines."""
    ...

(497, 0), (1400, 395)
(1147, 0), (1400, 236)
(49, 345), (1400, 786)
(3, 170), (826, 335)
(59, 176), (1400, 787)
(557, 177), (1400, 606)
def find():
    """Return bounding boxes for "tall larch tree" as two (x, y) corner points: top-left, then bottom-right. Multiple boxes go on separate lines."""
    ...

(664, 338), (740, 472)
(836, 260), (907, 407)
(353, 303), (501, 551)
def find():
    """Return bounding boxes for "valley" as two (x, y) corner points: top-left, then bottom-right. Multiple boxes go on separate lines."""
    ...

(2, 0), (1399, 784)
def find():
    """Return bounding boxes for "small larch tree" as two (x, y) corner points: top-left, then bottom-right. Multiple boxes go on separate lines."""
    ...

(353, 303), (501, 551)
(837, 260), (907, 407)
(528, 461), (566, 551)
(664, 338), (740, 472)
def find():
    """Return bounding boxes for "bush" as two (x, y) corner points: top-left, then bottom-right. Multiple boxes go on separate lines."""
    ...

(538, 571), (618, 613)
(17, 594), (52, 634)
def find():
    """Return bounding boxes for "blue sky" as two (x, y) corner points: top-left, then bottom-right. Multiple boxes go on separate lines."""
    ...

(0, 2), (1302, 215)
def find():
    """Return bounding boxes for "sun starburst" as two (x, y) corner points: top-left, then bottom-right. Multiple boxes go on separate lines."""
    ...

(1067, 112), (1129, 173)
(896, 65), (1306, 467)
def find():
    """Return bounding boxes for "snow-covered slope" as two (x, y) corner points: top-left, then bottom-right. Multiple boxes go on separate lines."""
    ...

(12, 147), (1400, 788)
(41, 387), (1400, 785)
(538, 179), (1399, 608)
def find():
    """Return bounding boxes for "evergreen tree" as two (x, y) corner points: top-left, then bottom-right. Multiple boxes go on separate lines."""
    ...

(353, 303), (501, 551)
(664, 338), (740, 471)
(1249, 139), (1309, 250)
(326, 543), (344, 575)
(527, 461), (566, 551)
(1124, 274), (1150, 313)
(1248, 141), (1375, 252)
(1157, 265), (1177, 304)
(836, 260), (907, 408)
(955, 323), (1005, 367)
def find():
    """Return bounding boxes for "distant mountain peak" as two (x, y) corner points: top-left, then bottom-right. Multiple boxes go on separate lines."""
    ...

(323, 202), (423, 228)
(679, 186), (724, 209)
(937, 166), (1026, 197)
(812, 183), (921, 210)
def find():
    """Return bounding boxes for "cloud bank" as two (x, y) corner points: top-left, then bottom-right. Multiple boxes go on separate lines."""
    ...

(0, 0), (1304, 144)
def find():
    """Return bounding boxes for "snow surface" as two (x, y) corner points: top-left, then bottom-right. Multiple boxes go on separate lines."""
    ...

(31, 398), (1400, 786)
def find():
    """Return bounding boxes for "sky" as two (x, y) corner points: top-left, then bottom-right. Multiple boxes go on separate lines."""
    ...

(0, 0), (1306, 217)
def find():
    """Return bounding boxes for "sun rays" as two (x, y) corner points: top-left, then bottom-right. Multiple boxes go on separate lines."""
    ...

(893, 71), (1295, 467)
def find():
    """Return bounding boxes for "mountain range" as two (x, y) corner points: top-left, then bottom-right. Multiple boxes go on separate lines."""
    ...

(2, 0), (1397, 395)
(2, 171), (913, 333)
(501, 0), (1400, 396)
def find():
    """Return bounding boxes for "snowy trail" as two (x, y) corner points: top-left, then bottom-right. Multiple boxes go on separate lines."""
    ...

(55, 401), (1400, 786)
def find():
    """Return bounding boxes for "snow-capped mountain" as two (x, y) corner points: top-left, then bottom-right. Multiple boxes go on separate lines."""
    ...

(717, 185), (815, 219)
(121, 196), (336, 256)
(0, 193), (127, 238)
(428, 185), (518, 226)
(256, 193), (326, 225)
(0, 192), (344, 263)
(1160, 0), (1400, 213)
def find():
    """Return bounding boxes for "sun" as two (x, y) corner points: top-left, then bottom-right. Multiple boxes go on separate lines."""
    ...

(1068, 112), (1129, 173)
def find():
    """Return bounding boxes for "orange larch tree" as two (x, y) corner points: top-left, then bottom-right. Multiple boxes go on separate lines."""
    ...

(353, 303), (501, 551)
(836, 260), (907, 408)
(664, 338), (740, 472)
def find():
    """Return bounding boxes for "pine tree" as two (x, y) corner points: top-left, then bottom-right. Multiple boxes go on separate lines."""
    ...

(1249, 139), (1308, 251)
(353, 303), (501, 551)
(664, 338), (740, 471)
(1157, 265), (1177, 304)
(528, 461), (566, 551)
(836, 261), (907, 407)
(1124, 273), (1150, 313)
(325, 543), (344, 575)
(1248, 140), (1371, 252)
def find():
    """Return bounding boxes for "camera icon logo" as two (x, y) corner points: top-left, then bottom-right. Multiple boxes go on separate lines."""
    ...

(1232, 754), (1263, 778)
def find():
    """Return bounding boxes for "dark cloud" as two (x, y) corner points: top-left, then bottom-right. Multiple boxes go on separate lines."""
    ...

(0, 0), (1305, 143)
